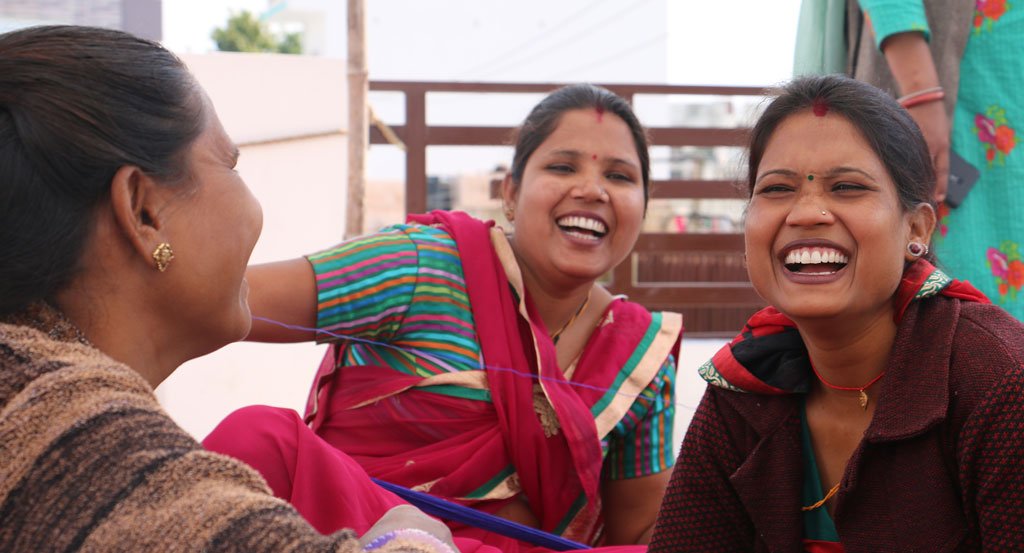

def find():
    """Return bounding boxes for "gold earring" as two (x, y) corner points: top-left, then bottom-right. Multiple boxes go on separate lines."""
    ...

(152, 243), (174, 272)
(505, 207), (514, 221)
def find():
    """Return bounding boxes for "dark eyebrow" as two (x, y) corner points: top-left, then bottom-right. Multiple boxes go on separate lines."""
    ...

(548, 149), (639, 169)
(754, 168), (799, 184)
(607, 156), (639, 169)
(822, 166), (876, 182)
(755, 166), (877, 184)
(549, 149), (582, 159)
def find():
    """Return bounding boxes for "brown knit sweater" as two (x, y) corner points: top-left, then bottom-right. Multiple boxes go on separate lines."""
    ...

(650, 297), (1024, 552)
(0, 304), (446, 552)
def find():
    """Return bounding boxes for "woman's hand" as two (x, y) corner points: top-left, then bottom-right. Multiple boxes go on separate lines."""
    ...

(906, 99), (951, 203)
(878, 30), (949, 203)
(359, 505), (456, 551)
(601, 470), (672, 544)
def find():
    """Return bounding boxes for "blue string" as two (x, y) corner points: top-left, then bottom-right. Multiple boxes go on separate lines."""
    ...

(253, 316), (699, 413)
(253, 316), (681, 548)
(371, 478), (591, 551)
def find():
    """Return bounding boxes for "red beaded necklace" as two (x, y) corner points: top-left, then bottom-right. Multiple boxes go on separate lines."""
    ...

(810, 363), (886, 409)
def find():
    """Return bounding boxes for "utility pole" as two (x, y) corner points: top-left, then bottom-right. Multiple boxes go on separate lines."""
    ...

(345, 0), (367, 238)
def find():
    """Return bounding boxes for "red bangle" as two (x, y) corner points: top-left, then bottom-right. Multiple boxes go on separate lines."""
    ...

(898, 89), (945, 109)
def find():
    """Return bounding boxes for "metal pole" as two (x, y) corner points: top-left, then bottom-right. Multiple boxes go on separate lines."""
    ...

(345, 0), (368, 238)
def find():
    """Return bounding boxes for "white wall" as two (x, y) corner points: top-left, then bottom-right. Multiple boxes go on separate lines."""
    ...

(155, 52), (348, 439)
(674, 338), (720, 452)
(179, 51), (347, 144)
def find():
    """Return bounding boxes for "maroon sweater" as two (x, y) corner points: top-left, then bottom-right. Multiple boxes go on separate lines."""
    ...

(650, 296), (1024, 552)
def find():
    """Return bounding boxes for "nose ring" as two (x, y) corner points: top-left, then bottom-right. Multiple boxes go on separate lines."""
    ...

(821, 210), (828, 216)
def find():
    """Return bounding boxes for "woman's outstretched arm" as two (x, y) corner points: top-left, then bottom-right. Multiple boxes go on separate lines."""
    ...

(246, 258), (318, 342)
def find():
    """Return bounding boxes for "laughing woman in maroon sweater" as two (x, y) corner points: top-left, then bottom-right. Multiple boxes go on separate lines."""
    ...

(650, 75), (1024, 552)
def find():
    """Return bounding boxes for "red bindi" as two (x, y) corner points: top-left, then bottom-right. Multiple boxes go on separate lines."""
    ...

(592, 154), (598, 160)
(812, 98), (829, 117)
(595, 106), (604, 123)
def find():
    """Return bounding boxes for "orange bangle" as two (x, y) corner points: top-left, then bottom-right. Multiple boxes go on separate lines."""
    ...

(898, 88), (945, 109)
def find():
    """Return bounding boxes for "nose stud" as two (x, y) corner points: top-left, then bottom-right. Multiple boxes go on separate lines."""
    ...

(821, 210), (827, 216)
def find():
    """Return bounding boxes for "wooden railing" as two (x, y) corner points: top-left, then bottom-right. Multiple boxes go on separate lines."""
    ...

(368, 81), (768, 337)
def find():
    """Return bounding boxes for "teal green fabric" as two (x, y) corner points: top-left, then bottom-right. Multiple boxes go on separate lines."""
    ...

(800, 401), (840, 543)
(860, 0), (931, 47)
(860, 0), (1024, 319)
(793, 0), (849, 75)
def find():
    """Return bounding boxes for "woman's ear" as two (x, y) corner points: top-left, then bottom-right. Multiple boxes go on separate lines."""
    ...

(108, 165), (172, 269)
(905, 202), (937, 258)
(500, 173), (518, 222)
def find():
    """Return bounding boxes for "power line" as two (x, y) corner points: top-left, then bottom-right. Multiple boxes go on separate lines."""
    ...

(472, 0), (653, 79)
(540, 31), (667, 81)
(465, 0), (654, 80)
(456, 0), (613, 79)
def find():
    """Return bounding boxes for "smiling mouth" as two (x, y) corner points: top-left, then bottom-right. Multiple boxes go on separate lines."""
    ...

(557, 215), (608, 241)
(783, 247), (849, 275)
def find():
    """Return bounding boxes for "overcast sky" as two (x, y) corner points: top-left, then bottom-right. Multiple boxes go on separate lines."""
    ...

(162, 0), (802, 86)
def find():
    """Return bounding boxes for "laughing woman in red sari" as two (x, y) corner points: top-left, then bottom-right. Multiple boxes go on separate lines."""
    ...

(205, 84), (682, 552)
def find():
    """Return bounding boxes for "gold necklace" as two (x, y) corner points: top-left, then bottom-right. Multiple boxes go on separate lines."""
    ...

(550, 290), (592, 344)
(801, 482), (840, 512)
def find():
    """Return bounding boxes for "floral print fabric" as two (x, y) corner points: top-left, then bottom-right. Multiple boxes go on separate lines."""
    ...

(861, 0), (1024, 318)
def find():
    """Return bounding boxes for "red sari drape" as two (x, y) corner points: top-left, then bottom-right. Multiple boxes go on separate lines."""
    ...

(209, 211), (680, 552)
(304, 212), (680, 548)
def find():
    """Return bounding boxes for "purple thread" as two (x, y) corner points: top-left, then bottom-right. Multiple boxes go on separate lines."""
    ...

(253, 316), (698, 412)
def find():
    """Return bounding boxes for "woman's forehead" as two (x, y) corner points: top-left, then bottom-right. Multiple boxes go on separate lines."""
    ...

(536, 109), (637, 156)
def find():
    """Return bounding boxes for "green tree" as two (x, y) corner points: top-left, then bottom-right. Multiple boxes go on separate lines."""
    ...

(277, 31), (303, 55)
(211, 10), (302, 54)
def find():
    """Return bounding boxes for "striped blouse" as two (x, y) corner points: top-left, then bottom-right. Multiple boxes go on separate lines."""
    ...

(308, 223), (676, 479)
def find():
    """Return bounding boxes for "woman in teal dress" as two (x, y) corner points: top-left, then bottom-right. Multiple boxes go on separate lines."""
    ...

(797, 0), (1024, 317)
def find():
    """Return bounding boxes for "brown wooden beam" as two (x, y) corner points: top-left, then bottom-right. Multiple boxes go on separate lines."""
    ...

(632, 233), (745, 251)
(611, 285), (762, 304)
(428, 126), (515, 146)
(647, 127), (750, 147)
(405, 91), (427, 216)
(370, 81), (767, 97)
(373, 125), (750, 149)
(650, 180), (746, 200)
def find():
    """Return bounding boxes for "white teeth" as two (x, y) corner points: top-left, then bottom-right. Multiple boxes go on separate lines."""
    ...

(564, 229), (600, 242)
(783, 247), (849, 266)
(556, 215), (607, 234)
